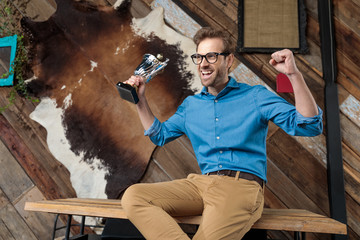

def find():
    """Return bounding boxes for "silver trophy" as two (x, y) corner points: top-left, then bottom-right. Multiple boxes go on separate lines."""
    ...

(116, 53), (169, 104)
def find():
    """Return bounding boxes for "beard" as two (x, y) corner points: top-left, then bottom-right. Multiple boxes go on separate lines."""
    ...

(199, 64), (228, 90)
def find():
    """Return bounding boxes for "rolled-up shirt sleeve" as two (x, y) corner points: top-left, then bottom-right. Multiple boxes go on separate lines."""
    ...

(294, 106), (323, 136)
(256, 86), (323, 137)
(296, 106), (323, 124)
(143, 99), (187, 146)
(144, 117), (161, 137)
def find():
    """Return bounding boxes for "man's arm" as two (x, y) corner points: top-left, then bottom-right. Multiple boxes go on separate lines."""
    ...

(269, 49), (319, 117)
(124, 76), (155, 130)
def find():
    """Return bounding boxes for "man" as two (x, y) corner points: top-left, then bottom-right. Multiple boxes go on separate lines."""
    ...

(121, 27), (322, 240)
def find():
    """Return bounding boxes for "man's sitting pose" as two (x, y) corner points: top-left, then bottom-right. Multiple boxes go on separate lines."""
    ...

(121, 27), (323, 240)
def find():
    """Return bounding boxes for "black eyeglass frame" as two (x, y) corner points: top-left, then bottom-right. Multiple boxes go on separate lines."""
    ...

(190, 52), (230, 65)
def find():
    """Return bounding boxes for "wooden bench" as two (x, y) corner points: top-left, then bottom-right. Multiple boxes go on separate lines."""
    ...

(24, 198), (347, 240)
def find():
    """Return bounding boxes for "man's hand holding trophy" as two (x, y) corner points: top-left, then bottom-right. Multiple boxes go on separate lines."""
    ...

(116, 53), (169, 104)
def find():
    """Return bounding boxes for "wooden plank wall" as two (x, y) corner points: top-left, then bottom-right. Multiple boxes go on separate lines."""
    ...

(0, 0), (359, 239)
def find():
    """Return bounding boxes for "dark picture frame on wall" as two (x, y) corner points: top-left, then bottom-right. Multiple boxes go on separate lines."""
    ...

(237, 0), (308, 53)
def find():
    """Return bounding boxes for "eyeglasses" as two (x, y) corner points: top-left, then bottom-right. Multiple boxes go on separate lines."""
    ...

(191, 52), (230, 65)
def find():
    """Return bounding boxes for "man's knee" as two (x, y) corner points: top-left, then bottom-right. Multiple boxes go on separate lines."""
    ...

(121, 184), (147, 214)
(122, 184), (141, 207)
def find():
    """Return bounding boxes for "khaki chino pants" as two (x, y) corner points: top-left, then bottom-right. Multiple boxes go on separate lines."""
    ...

(121, 173), (264, 240)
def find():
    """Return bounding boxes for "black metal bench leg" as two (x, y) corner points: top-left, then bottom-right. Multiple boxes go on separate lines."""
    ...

(295, 231), (306, 240)
(52, 214), (60, 240)
(80, 216), (86, 235)
(302, 232), (306, 240)
(65, 214), (72, 240)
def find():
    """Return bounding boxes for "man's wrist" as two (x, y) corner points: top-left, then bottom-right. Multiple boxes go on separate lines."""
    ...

(287, 69), (302, 81)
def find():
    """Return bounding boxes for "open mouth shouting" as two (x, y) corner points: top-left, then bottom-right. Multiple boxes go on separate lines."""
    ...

(201, 69), (214, 81)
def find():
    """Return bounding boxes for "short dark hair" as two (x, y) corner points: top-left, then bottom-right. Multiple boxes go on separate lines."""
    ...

(193, 27), (235, 53)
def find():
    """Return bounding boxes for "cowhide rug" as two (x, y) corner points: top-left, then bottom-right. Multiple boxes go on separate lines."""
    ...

(22, 0), (199, 199)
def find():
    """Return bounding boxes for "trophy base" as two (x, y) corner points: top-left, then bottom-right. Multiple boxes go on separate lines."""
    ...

(116, 82), (139, 104)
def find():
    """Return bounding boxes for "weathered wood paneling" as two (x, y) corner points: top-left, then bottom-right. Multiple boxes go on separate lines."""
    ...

(12, 0), (56, 21)
(340, 115), (360, 158)
(0, 202), (38, 240)
(14, 187), (63, 239)
(0, 89), (76, 200)
(152, 136), (200, 179)
(306, 1), (360, 102)
(0, 141), (34, 203)
(267, 131), (330, 214)
(333, 0), (360, 37)
(0, 219), (16, 240)
(0, 189), (16, 240)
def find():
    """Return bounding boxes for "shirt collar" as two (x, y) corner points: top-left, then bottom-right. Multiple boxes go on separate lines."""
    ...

(200, 76), (240, 96)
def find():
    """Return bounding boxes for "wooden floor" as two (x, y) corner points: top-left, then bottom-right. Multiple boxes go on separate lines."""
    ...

(0, 0), (359, 239)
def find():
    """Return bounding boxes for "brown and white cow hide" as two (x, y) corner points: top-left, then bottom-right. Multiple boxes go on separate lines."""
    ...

(22, 0), (200, 199)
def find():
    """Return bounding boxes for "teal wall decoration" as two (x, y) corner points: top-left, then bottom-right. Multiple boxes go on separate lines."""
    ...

(0, 34), (17, 86)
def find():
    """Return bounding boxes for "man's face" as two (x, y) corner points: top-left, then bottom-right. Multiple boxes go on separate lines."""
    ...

(196, 38), (230, 92)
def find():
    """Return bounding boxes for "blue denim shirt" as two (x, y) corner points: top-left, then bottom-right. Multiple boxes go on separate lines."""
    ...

(145, 77), (323, 182)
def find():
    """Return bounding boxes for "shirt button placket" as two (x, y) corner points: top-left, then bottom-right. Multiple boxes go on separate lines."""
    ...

(214, 99), (220, 143)
(214, 99), (222, 165)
